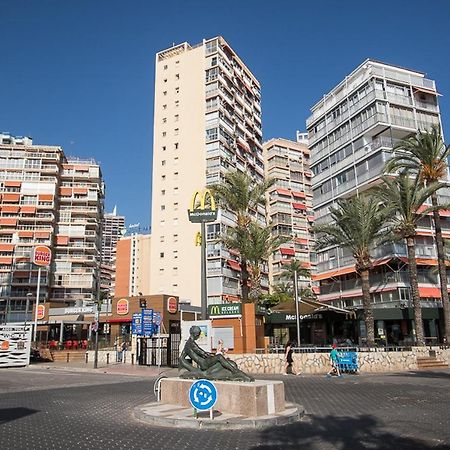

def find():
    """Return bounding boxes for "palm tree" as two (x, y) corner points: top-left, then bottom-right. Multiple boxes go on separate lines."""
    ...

(314, 195), (390, 346)
(211, 172), (275, 302)
(221, 220), (286, 303)
(279, 259), (310, 284)
(376, 172), (444, 346)
(384, 125), (450, 342)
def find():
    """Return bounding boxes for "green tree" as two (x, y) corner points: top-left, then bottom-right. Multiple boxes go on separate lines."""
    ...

(221, 221), (286, 303)
(211, 172), (275, 302)
(314, 196), (390, 346)
(384, 125), (450, 341)
(376, 172), (444, 346)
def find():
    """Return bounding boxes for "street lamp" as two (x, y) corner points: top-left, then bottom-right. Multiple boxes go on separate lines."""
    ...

(294, 270), (301, 348)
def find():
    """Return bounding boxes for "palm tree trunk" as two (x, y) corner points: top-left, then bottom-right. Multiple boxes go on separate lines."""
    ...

(406, 236), (425, 346)
(360, 269), (375, 346)
(431, 193), (450, 342)
(241, 259), (250, 303)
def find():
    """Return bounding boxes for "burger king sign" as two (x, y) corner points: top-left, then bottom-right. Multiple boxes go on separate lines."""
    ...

(33, 246), (52, 267)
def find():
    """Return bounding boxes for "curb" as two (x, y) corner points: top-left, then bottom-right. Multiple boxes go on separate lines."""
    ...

(134, 402), (305, 430)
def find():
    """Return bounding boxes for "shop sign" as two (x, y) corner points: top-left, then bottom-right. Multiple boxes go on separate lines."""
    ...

(208, 303), (242, 318)
(36, 305), (45, 320)
(267, 312), (323, 323)
(188, 189), (218, 223)
(0, 325), (32, 367)
(64, 306), (94, 315)
(117, 299), (129, 315)
(32, 246), (52, 267)
(167, 296), (178, 314)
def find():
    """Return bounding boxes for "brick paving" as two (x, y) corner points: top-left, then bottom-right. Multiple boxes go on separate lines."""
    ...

(0, 366), (449, 449)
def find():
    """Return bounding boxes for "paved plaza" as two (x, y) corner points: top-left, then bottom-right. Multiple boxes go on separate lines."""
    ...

(0, 365), (449, 449)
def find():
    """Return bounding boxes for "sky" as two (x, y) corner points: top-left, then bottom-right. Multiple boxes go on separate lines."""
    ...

(1, 0), (450, 230)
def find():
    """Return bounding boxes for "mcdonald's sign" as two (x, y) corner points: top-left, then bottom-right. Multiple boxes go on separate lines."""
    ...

(208, 303), (242, 318)
(188, 189), (218, 223)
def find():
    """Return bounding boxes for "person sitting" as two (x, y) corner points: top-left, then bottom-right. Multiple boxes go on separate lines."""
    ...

(179, 326), (254, 382)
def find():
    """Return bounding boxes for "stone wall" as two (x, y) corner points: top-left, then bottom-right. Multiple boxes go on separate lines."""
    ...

(227, 347), (450, 374)
(86, 350), (135, 365)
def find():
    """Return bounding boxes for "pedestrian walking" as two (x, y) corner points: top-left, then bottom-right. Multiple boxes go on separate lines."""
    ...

(326, 343), (341, 377)
(284, 341), (294, 375)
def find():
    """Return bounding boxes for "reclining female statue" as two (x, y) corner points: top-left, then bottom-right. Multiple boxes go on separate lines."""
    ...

(179, 325), (254, 382)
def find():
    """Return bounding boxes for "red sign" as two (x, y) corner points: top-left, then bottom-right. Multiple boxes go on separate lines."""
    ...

(33, 246), (52, 267)
(37, 305), (45, 320)
(167, 296), (178, 314)
(117, 299), (129, 315)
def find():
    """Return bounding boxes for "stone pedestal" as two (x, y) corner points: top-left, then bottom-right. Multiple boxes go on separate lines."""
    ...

(160, 377), (285, 417)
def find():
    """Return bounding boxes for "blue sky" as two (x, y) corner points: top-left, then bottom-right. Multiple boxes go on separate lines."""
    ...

(1, 0), (450, 229)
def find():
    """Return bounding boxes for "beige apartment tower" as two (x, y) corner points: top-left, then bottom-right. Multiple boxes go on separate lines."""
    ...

(150, 37), (264, 306)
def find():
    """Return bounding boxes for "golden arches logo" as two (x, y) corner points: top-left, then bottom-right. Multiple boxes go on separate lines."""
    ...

(189, 189), (216, 212)
(210, 305), (221, 315)
(188, 189), (218, 223)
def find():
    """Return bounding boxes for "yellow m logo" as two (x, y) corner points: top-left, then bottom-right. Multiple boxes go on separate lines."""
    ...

(189, 189), (216, 212)
(210, 305), (221, 315)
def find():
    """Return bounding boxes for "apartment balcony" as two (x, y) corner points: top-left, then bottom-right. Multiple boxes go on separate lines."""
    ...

(414, 100), (439, 113)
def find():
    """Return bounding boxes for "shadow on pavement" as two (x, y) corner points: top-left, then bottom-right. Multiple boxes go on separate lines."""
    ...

(386, 370), (450, 380)
(0, 407), (39, 425)
(253, 414), (450, 450)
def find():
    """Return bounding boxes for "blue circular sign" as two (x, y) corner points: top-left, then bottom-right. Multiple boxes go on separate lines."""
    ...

(189, 379), (217, 411)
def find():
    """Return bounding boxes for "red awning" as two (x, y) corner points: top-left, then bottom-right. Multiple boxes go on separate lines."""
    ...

(227, 259), (241, 271)
(419, 287), (441, 298)
(413, 86), (441, 96)
(105, 318), (132, 323)
(280, 248), (295, 256)
(292, 202), (307, 210)
(276, 188), (291, 196)
(292, 191), (306, 199)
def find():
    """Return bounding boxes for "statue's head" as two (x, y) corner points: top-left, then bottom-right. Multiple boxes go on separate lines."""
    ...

(189, 325), (201, 340)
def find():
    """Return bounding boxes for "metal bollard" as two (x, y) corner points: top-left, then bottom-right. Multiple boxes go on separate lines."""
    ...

(66, 353), (70, 363)
(85, 352), (88, 364)
(106, 353), (110, 365)
(123, 352), (127, 364)
(131, 354), (134, 365)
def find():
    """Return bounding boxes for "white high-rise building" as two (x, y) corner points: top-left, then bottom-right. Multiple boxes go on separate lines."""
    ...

(307, 59), (447, 344)
(150, 37), (264, 306)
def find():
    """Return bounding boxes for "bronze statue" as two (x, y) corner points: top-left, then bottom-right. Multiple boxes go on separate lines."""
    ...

(179, 326), (254, 382)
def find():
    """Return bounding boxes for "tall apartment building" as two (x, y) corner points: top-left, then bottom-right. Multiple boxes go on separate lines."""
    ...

(0, 133), (104, 322)
(307, 59), (447, 343)
(150, 36), (264, 306)
(101, 207), (125, 295)
(115, 233), (151, 297)
(263, 138), (315, 286)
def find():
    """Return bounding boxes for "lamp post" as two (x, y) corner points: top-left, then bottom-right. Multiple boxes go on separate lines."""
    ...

(294, 270), (301, 347)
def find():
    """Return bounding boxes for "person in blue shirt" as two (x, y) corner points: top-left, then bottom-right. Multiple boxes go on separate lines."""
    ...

(326, 343), (341, 377)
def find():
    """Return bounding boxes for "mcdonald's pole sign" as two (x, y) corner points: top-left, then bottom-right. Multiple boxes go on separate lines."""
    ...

(188, 189), (218, 223)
